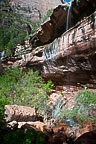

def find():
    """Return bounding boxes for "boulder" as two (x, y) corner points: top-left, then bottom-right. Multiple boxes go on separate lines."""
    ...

(4, 105), (42, 122)
(18, 121), (50, 133)
(74, 130), (96, 144)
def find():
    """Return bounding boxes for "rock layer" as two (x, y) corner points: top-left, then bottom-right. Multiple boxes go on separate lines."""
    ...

(30, 0), (96, 47)
(2, 0), (96, 86)
(28, 11), (96, 85)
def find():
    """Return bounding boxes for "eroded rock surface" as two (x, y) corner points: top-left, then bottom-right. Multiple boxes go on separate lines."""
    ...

(1, 1), (96, 86)
(5, 105), (42, 122)
(30, 0), (96, 47)
(29, 11), (96, 85)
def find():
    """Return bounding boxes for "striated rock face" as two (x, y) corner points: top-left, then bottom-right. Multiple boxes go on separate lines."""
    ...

(30, 5), (68, 47)
(30, 0), (96, 47)
(28, 11), (96, 85)
(2, 0), (96, 86)
(10, 0), (61, 22)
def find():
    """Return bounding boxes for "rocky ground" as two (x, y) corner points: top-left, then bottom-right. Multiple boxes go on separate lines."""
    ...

(4, 85), (96, 144)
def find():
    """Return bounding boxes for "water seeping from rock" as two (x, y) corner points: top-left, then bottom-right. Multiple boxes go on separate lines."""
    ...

(52, 2), (74, 120)
(66, 1), (72, 31)
(52, 97), (67, 120)
(0, 51), (4, 73)
(65, 1), (73, 85)
(1, 51), (5, 60)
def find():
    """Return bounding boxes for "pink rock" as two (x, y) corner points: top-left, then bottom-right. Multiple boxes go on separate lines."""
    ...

(5, 105), (38, 122)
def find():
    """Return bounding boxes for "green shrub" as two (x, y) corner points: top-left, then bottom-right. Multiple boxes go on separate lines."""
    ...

(0, 67), (54, 114)
(0, 10), (27, 51)
(44, 80), (54, 94)
(0, 96), (10, 130)
(0, 67), (23, 129)
(61, 89), (96, 123)
(75, 89), (96, 107)
(0, 67), (50, 143)
(0, 1), (40, 52)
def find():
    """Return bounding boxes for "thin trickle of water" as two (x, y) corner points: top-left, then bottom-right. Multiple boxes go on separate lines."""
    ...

(1, 51), (5, 60)
(66, 2), (72, 31)
(52, 97), (66, 120)
(65, 1), (73, 84)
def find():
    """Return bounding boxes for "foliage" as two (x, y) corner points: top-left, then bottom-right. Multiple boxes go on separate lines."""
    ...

(41, 8), (53, 22)
(75, 89), (96, 107)
(0, 96), (10, 130)
(0, 0), (39, 53)
(44, 80), (54, 94)
(61, 107), (95, 123)
(0, 1), (26, 51)
(0, 129), (46, 144)
(61, 89), (96, 123)
(0, 0), (54, 56)
(0, 67), (22, 129)
(0, 67), (54, 114)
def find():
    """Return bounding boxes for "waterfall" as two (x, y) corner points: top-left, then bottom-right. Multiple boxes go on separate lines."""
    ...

(0, 51), (4, 73)
(66, 1), (72, 31)
(65, 1), (73, 84)
(1, 51), (5, 60)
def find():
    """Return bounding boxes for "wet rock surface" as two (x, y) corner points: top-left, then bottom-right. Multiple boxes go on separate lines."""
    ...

(29, 11), (96, 85)
(30, 0), (96, 47)
(1, 1), (96, 86)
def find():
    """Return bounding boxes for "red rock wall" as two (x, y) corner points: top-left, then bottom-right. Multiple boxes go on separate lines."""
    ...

(30, 12), (96, 85)
(2, 10), (96, 85)
(30, 0), (96, 48)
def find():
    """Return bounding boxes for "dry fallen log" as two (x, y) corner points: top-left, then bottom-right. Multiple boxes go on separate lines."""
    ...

(4, 105), (42, 122)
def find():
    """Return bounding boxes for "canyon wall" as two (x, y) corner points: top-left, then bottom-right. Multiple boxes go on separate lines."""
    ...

(2, 0), (96, 85)
(10, 0), (62, 22)
(28, 11), (96, 85)
(30, 0), (96, 47)
(3, 11), (96, 85)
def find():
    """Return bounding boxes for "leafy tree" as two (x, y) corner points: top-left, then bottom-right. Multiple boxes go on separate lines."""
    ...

(0, 67), (54, 115)
(0, 1), (24, 51)
(0, 0), (34, 53)
(0, 67), (54, 143)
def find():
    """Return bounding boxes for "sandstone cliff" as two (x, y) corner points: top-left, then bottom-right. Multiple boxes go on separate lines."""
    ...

(2, 0), (96, 86)
(30, 0), (96, 47)
(28, 11), (96, 85)
(27, 0), (96, 85)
